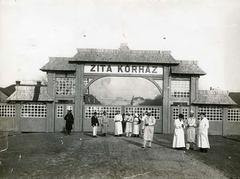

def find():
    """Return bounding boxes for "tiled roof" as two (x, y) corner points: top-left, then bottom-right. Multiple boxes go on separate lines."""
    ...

(171, 60), (206, 76)
(70, 44), (179, 65)
(0, 85), (16, 96)
(40, 57), (76, 72)
(7, 85), (53, 102)
(192, 90), (237, 105)
(229, 92), (240, 108)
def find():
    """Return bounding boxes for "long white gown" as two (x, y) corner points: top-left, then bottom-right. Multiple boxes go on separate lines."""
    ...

(114, 114), (123, 135)
(197, 117), (210, 148)
(172, 119), (185, 148)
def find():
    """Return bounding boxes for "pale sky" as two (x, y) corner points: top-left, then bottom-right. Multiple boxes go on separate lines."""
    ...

(0, 0), (240, 92)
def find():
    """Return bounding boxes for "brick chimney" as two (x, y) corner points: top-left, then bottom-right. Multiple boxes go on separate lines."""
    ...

(15, 81), (21, 86)
(119, 43), (129, 51)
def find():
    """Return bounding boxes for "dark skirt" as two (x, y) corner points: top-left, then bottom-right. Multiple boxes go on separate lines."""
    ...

(66, 121), (73, 130)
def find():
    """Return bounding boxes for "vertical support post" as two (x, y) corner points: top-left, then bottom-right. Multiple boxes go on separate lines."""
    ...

(15, 103), (21, 133)
(47, 72), (55, 132)
(75, 64), (84, 132)
(162, 66), (171, 134)
(222, 108), (228, 136)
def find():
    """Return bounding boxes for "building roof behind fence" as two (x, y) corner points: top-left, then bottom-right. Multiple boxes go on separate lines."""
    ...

(171, 60), (206, 76)
(192, 90), (237, 105)
(228, 92), (240, 108)
(0, 84), (16, 97)
(7, 85), (53, 102)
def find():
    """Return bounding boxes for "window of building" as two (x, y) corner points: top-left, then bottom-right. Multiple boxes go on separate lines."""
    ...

(56, 77), (75, 95)
(228, 108), (240, 122)
(56, 105), (64, 118)
(21, 104), (47, 118)
(171, 107), (189, 121)
(0, 104), (16, 117)
(198, 107), (222, 121)
(171, 80), (190, 98)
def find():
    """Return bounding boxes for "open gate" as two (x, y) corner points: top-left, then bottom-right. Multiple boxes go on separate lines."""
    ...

(83, 105), (162, 133)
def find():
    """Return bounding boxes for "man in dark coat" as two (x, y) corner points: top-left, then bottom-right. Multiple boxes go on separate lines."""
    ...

(91, 111), (99, 137)
(64, 110), (74, 135)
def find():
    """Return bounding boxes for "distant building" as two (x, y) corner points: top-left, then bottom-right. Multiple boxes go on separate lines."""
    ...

(0, 84), (15, 102)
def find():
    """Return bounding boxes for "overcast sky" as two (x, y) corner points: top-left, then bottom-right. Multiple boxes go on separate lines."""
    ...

(0, 0), (240, 92)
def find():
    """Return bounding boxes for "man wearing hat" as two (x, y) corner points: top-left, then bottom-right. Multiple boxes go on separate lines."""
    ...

(91, 112), (99, 137)
(64, 109), (74, 135)
(100, 111), (109, 136)
(185, 110), (197, 150)
(142, 110), (156, 148)
(198, 112), (210, 153)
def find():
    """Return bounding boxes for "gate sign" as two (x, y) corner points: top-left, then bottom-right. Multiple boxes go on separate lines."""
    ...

(84, 64), (163, 75)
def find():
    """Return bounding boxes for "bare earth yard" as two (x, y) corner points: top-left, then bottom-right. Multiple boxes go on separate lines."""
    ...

(0, 132), (240, 179)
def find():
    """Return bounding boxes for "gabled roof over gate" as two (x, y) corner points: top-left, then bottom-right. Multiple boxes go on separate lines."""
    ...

(192, 90), (237, 106)
(40, 44), (206, 76)
(70, 43), (179, 65)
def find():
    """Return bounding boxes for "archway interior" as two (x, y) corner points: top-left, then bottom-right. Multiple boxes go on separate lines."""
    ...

(87, 77), (162, 106)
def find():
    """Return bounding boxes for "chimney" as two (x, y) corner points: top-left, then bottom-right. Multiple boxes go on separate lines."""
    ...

(37, 81), (41, 86)
(15, 81), (21, 86)
(119, 43), (129, 51)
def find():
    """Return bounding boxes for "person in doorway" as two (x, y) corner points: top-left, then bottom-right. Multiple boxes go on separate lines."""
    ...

(125, 112), (133, 137)
(91, 112), (99, 137)
(185, 110), (197, 150)
(133, 113), (140, 137)
(114, 110), (123, 137)
(64, 110), (74, 135)
(142, 110), (156, 148)
(197, 112), (210, 153)
(172, 113), (185, 149)
(100, 111), (109, 136)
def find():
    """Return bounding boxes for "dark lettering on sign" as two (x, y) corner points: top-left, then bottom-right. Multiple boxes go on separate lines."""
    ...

(100, 65), (106, 72)
(139, 66), (144, 73)
(125, 65), (130, 72)
(145, 66), (150, 73)
(90, 65), (96, 72)
(152, 66), (157, 73)
(132, 66), (137, 73)
(118, 65), (123, 72)
(106, 65), (112, 72)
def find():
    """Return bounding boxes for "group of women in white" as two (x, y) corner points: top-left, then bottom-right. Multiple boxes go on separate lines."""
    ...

(172, 110), (210, 153)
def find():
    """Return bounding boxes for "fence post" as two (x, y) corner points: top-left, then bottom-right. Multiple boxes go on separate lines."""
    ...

(222, 108), (228, 136)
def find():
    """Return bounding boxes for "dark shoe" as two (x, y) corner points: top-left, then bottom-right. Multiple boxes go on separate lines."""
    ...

(147, 146), (151, 148)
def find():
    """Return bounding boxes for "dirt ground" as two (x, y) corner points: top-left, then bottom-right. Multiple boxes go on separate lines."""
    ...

(0, 132), (240, 179)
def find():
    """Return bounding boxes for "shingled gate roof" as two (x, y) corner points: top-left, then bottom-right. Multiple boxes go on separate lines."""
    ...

(70, 44), (179, 65)
(40, 57), (76, 72)
(192, 90), (237, 106)
(171, 60), (206, 76)
(7, 85), (53, 102)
